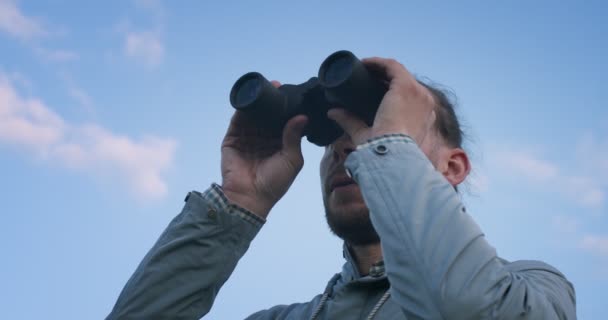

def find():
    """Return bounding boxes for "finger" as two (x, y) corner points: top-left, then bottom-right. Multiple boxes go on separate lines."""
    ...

(327, 108), (369, 142)
(281, 114), (308, 160)
(271, 80), (282, 88)
(224, 111), (245, 136)
(361, 57), (413, 82)
(224, 110), (258, 137)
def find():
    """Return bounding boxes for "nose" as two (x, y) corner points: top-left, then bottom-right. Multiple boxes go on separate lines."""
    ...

(331, 134), (356, 162)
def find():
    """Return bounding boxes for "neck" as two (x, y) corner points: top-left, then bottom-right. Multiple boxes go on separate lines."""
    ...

(348, 242), (383, 276)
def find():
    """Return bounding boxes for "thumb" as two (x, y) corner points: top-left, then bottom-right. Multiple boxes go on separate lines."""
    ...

(327, 108), (369, 143)
(282, 114), (308, 161)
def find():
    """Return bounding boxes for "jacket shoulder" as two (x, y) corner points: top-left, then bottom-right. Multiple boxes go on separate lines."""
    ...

(244, 297), (321, 320)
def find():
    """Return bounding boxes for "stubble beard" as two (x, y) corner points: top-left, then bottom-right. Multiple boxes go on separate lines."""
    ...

(323, 199), (380, 246)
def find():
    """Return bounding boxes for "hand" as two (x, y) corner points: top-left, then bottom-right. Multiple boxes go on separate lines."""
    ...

(327, 57), (436, 146)
(221, 81), (308, 219)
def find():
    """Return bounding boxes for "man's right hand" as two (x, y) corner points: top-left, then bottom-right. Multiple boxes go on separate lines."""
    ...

(220, 81), (308, 219)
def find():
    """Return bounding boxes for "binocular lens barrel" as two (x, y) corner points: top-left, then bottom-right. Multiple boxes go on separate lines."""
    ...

(233, 74), (262, 108)
(320, 52), (355, 87)
(230, 72), (286, 122)
(318, 51), (386, 121)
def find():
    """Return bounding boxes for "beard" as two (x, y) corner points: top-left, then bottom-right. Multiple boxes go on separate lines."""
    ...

(324, 200), (380, 246)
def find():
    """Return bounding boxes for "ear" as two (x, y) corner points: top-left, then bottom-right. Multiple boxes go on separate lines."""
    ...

(441, 148), (471, 186)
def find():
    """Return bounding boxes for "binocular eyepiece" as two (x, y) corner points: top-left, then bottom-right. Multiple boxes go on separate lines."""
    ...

(230, 50), (387, 146)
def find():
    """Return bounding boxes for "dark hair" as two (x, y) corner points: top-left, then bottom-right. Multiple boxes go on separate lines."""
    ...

(418, 80), (472, 193)
(418, 80), (464, 149)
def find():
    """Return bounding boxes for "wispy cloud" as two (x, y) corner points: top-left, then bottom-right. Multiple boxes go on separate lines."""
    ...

(576, 133), (608, 179)
(551, 215), (581, 234)
(551, 215), (608, 275)
(124, 31), (164, 67)
(498, 150), (558, 181)
(0, 76), (65, 150)
(3, 70), (33, 93)
(0, 73), (176, 199)
(118, 0), (166, 67)
(0, 0), (47, 39)
(494, 147), (605, 209)
(59, 72), (95, 115)
(580, 234), (608, 257)
(66, 85), (95, 114)
(0, 0), (78, 62)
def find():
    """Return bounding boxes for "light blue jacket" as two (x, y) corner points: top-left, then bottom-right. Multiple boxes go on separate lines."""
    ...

(107, 134), (576, 319)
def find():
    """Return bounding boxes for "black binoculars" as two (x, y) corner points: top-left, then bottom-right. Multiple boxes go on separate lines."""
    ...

(229, 50), (387, 146)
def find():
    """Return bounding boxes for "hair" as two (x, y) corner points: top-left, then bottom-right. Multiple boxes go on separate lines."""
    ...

(417, 79), (472, 194)
(418, 80), (464, 149)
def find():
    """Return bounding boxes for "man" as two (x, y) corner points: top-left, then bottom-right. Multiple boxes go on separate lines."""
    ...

(107, 57), (576, 319)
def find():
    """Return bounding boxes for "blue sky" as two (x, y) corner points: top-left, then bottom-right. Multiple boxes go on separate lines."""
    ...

(1, 0), (606, 319)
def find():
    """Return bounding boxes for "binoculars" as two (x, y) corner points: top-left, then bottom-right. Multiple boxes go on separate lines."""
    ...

(229, 50), (387, 146)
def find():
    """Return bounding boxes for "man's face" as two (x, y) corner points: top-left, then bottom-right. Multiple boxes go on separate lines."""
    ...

(319, 133), (380, 245)
(319, 130), (444, 246)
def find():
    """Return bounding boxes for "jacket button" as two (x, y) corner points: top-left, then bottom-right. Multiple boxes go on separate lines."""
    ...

(374, 144), (388, 155)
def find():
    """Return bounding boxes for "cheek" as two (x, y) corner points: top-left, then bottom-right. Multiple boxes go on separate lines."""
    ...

(319, 151), (330, 179)
(319, 149), (336, 195)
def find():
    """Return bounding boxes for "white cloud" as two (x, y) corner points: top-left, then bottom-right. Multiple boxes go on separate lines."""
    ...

(551, 215), (581, 234)
(124, 31), (164, 67)
(494, 147), (605, 209)
(0, 1), (77, 63)
(577, 133), (608, 178)
(4, 70), (33, 92)
(565, 176), (605, 208)
(60, 73), (95, 115)
(67, 86), (94, 113)
(0, 0), (47, 39)
(0, 76), (65, 150)
(580, 234), (608, 257)
(0, 73), (177, 199)
(551, 216), (608, 273)
(496, 150), (558, 181)
(119, 0), (166, 67)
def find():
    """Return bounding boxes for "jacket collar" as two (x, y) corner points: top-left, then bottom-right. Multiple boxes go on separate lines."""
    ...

(340, 243), (388, 285)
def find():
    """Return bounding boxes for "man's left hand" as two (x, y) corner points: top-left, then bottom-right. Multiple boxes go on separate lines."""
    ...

(327, 57), (436, 146)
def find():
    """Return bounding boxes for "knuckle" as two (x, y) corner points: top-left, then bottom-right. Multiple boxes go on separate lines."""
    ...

(388, 58), (407, 72)
(386, 58), (399, 67)
(405, 78), (419, 92)
(418, 84), (436, 105)
(393, 77), (417, 95)
(424, 90), (436, 106)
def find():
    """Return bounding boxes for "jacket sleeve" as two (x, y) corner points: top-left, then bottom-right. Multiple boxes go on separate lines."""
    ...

(344, 134), (576, 320)
(106, 184), (264, 320)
